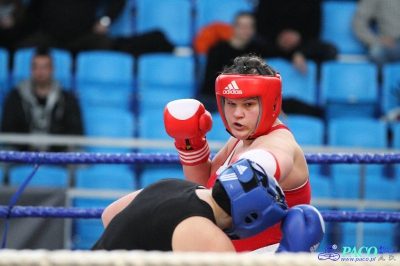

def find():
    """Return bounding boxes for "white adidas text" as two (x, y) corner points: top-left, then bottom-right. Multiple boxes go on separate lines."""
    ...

(223, 80), (242, 94)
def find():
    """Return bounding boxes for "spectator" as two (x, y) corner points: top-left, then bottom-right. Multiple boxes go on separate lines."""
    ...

(353, 0), (400, 69)
(198, 12), (275, 112)
(0, 47), (84, 152)
(255, 0), (338, 73)
(17, 0), (125, 56)
(0, 0), (26, 56)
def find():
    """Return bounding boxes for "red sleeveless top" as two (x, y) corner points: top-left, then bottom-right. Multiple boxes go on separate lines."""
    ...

(206, 124), (311, 252)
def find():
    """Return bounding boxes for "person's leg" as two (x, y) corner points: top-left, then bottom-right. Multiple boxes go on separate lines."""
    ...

(386, 41), (400, 63)
(299, 40), (338, 64)
(64, 33), (114, 56)
(369, 45), (390, 69)
(16, 30), (58, 49)
(282, 98), (324, 119)
(368, 43), (400, 68)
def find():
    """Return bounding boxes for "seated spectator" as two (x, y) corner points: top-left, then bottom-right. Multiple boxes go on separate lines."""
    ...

(353, 0), (400, 69)
(17, 0), (125, 56)
(0, 46), (84, 152)
(198, 12), (276, 112)
(255, 0), (338, 73)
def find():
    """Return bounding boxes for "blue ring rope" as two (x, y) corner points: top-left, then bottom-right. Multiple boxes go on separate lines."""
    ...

(1, 151), (400, 164)
(0, 206), (399, 222)
(1, 151), (399, 249)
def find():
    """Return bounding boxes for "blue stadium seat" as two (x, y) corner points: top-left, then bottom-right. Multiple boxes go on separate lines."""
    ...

(0, 48), (9, 102)
(320, 61), (379, 120)
(285, 115), (325, 147)
(72, 157), (136, 249)
(8, 165), (69, 188)
(389, 123), (400, 191)
(136, 0), (192, 47)
(381, 62), (400, 116)
(137, 108), (175, 154)
(328, 118), (394, 248)
(341, 223), (396, 250)
(321, 1), (366, 55)
(12, 47), (73, 90)
(71, 198), (116, 250)
(78, 86), (134, 111)
(136, 108), (183, 188)
(195, 0), (254, 33)
(75, 51), (135, 111)
(0, 166), (5, 185)
(266, 58), (318, 105)
(392, 122), (400, 150)
(310, 174), (333, 201)
(285, 115), (325, 176)
(365, 176), (397, 201)
(328, 118), (387, 149)
(327, 118), (388, 199)
(74, 164), (136, 190)
(137, 54), (195, 113)
(207, 112), (230, 142)
(139, 165), (185, 189)
(82, 107), (135, 153)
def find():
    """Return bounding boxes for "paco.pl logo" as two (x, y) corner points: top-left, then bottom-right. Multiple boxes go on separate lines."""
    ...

(318, 244), (396, 262)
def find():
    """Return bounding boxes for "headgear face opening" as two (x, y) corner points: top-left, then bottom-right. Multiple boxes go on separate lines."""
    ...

(214, 158), (288, 240)
(215, 74), (282, 139)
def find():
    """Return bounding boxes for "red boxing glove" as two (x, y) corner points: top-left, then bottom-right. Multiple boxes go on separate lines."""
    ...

(164, 99), (213, 166)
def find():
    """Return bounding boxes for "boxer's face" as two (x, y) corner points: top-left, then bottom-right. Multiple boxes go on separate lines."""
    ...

(223, 97), (259, 140)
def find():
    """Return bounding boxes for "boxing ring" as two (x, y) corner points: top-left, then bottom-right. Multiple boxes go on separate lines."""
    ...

(0, 150), (399, 265)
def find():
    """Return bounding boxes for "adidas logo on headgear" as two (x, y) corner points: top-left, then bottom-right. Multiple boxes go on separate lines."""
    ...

(223, 80), (242, 94)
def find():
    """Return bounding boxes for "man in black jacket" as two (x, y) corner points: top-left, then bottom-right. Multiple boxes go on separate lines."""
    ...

(255, 0), (337, 73)
(1, 47), (83, 152)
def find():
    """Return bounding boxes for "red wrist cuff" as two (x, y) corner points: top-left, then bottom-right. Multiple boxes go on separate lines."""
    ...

(177, 142), (210, 166)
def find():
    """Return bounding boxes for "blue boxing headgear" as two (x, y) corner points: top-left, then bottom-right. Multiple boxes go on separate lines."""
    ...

(213, 158), (288, 239)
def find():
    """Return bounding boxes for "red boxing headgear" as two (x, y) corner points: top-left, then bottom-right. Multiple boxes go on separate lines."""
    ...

(215, 74), (282, 139)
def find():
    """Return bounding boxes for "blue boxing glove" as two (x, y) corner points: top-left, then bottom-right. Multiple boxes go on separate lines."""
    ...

(276, 204), (325, 253)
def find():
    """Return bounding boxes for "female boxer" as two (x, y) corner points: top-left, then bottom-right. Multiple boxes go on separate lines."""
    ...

(164, 54), (312, 253)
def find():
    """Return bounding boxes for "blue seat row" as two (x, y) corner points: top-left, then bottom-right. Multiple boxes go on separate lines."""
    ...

(111, 0), (364, 56)
(109, 0), (255, 47)
(4, 47), (398, 119)
(288, 114), (399, 251)
(267, 58), (400, 120)
(0, 48), (197, 112)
